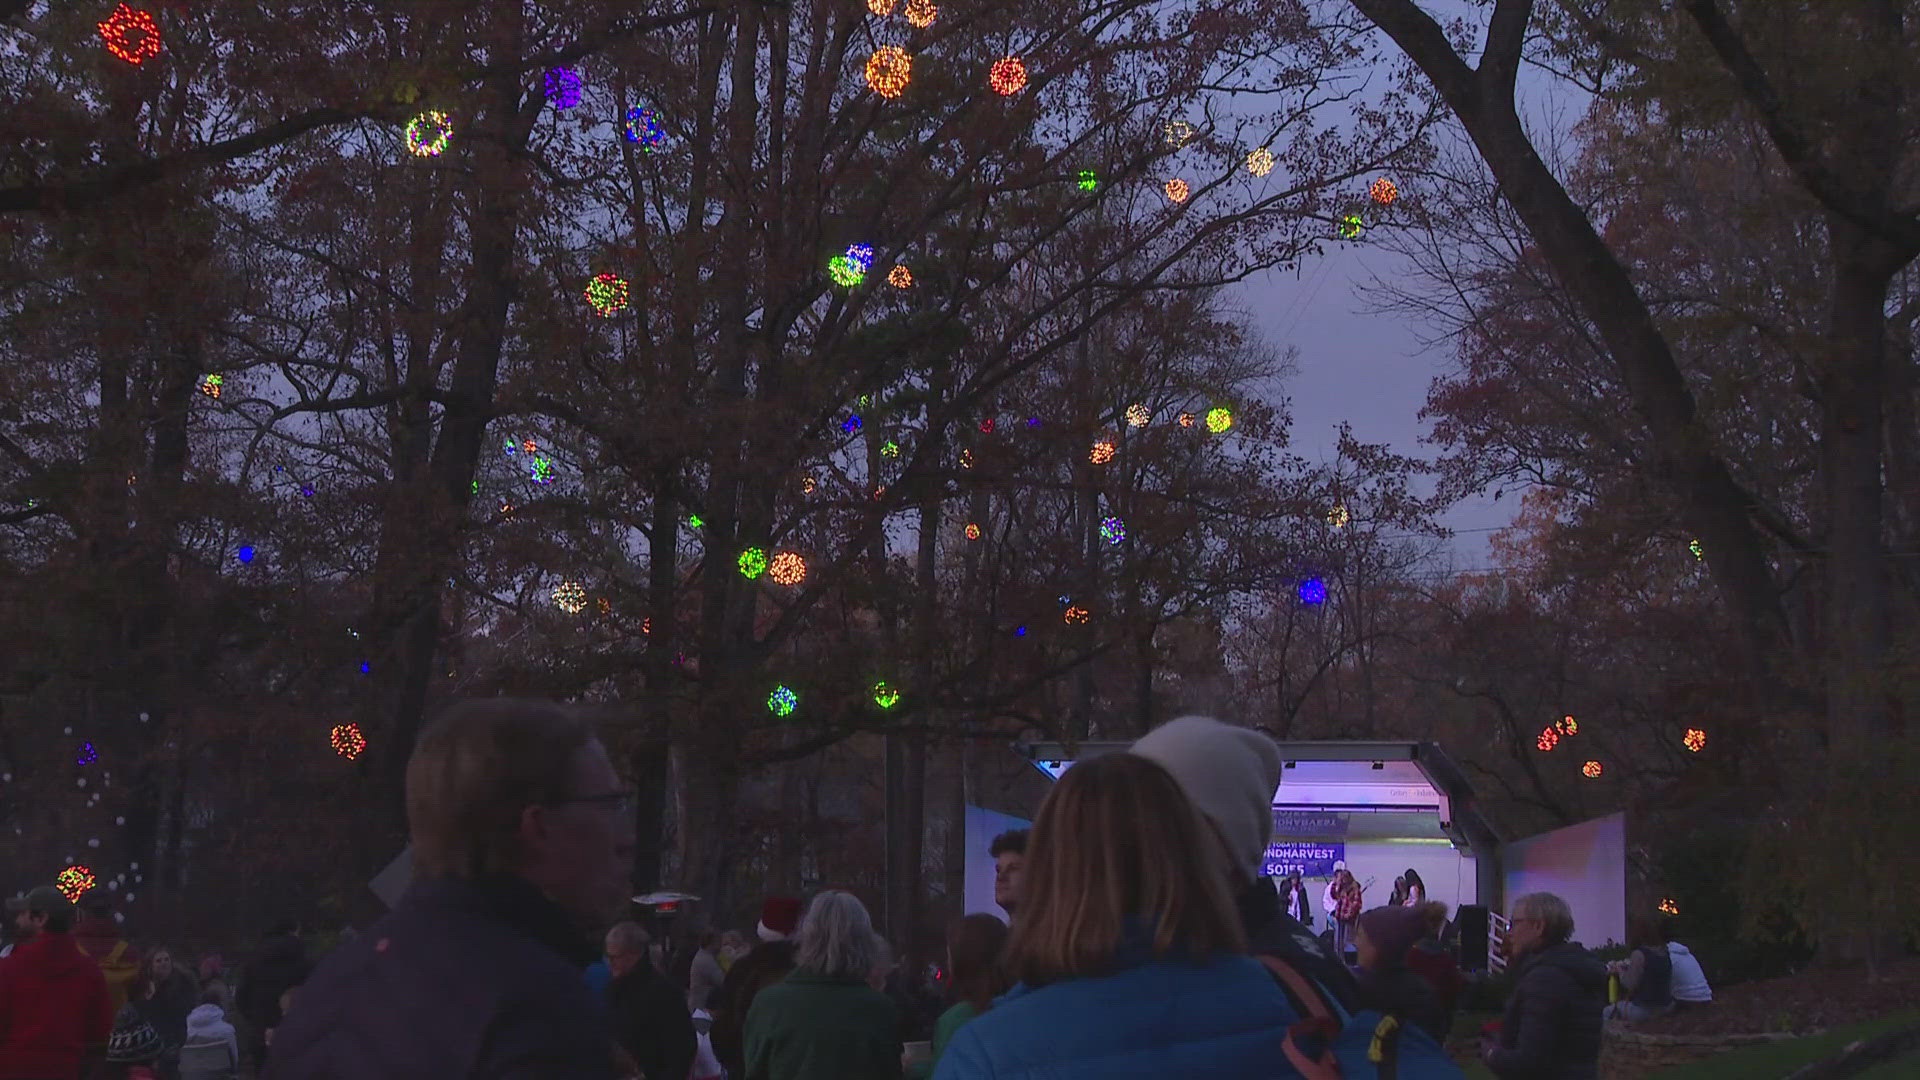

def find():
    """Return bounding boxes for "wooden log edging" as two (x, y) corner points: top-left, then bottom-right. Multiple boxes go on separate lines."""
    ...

(1606, 1024), (1813, 1050)
(1780, 1023), (1920, 1080)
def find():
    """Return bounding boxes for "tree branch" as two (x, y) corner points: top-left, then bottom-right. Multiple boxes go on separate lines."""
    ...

(1349, 0), (1481, 120)
(1480, 0), (1536, 101)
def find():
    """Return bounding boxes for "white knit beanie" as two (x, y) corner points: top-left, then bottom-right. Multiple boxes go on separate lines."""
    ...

(1131, 715), (1282, 879)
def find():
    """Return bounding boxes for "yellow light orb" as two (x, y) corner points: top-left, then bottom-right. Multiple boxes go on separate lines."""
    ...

(1164, 178), (1190, 204)
(1125, 403), (1151, 427)
(965, 523), (981, 541)
(1090, 440), (1116, 464)
(1683, 728), (1707, 752)
(868, 0), (897, 13)
(1327, 504), (1350, 528)
(1582, 760), (1603, 778)
(903, 0), (937, 27)
(1246, 148), (1275, 177)
(1063, 605), (1091, 624)
(865, 46), (912, 99)
(552, 580), (588, 614)
(1178, 412), (1195, 428)
(1164, 121), (1193, 147)
(768, 551), (808, 586)
(1204, 406), (1232, 433)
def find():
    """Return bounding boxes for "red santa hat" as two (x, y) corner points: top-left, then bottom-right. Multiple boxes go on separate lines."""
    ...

(757, 897), (802, 942)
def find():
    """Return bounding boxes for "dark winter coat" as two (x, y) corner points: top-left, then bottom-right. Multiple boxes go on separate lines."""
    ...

(709, 940), (797, 1080)
(263, 874), (618, 1080)
(608, 959), (695, 1080)
(0, 930), (114, 1079)
(1238, 876), (1360, 1018)
(135, 969), (202, 1049)
(1485, 941), (1608, 1080)
(743, 969), (901, 1080)
(237, 931), (309, 1037)
(1355, 963), (1448, 1043)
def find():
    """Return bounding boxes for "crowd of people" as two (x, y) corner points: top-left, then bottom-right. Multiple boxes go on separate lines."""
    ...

(2, 700), (1713, 1078)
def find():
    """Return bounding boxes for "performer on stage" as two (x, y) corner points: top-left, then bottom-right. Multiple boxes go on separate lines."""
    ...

(1323, 863), (1364, 960)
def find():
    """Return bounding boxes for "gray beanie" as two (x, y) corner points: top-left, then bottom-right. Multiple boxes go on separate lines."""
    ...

(1131, 715), (1282, 879)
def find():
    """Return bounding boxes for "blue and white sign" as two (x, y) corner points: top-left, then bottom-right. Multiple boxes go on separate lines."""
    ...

(1261, 840), (1344, 879)
(1271, 810), (1348, 837)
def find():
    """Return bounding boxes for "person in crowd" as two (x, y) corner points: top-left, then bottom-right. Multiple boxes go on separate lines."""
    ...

(688, 929), (727, 1012)
(1281, 872), (1314, 929)
(133, 944), (200, 1059)
(932, 751), (1302, 1079)
(194, 956), (223, 988)
(0, 884), (113, 1079)
(742, 890), (901, 1080)
(1482, 892), (1606, 1079)
(1389, 876), (1408, 908)
(867, 935), (897, 993)
(1604, 918), (1674, 1023)
(605, 921), (696, 1080)
(266, 698), (636, 1078)
(709, 897), (802, 1079)
(73, 895), (142, 1014)
(1661, 924), (1713, 1010)
(1353, 905), (1447, 1042)
(911, 914), (1008, 1080)
(1132, 715), (1358, 1018)
(103, 1006), (167, 1080)
(237, 921), (308, 1072)
(989, 830), (1027, 921)
(1403, 868), (1427, 906)
(1324, 863), (1363, 960)
(718, 930), (751, 973)
(181, 985), (241, 1077)
(265, 986), (299, 1057)
(1404, 901), (1464, 1040)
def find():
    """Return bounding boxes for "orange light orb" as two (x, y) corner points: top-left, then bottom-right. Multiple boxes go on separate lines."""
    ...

(989, 56), (1028, 96)
(1369, 177), (1399, 206)
(768, 551), (808, 586)
(964, 523), (981, 541)
(1582, 760), (1603, 778)
(1536, 727), (1559, 752)
(1089, 440), (1116, 464)
(1178, 412), (1195, 428)
(1246, 147), (1275, 177)
(1683, 728), (1707, 752)
(98, 4), (162, 66)
(903, 0), (937, 27)
(888, 264), (912, 288)
(330, 723), (367, 760)
(865, 46), (912, 99)
(868, 0), (897, 14)
(1164, 179), (1190, 204)
(1063, 605), (1091, 624)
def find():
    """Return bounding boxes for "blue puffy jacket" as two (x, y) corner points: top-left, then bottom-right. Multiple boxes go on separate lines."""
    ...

(931, 949), (1302, 1080)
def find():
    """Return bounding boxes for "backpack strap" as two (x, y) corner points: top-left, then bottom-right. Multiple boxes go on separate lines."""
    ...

(107, 941), (128, 965)
(1281, 1015), (1344, 1080)
(1257, 953), (1338, 1022)
(1368, 1015), (1401, 1080)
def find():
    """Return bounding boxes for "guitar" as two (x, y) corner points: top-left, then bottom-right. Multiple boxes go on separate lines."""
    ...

(1336, 876), (1374, 922)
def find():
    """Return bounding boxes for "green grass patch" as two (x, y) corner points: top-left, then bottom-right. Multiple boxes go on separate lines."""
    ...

(1646, 1009), (1920, 1079)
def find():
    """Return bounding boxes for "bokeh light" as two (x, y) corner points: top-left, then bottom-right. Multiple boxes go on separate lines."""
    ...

(865, 46), (912, 99)
(405, 110), (454, 157)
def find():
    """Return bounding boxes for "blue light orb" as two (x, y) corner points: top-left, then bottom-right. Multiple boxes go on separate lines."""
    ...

(236, 545), (255, 564)
(846, 243), (876, 273)
(1014, 625), (1027, 637)
(359, 661), (371, 674)
(76, 741), (97, 766)
(624, 107), (668, 150)
(842, 415), (863, 434)
(1298, 577), (1327, 606)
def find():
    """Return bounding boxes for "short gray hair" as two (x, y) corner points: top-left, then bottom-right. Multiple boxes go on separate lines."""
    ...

(606, 921), (648, 955)
(794, 891), (881, 980)
(1510, 892), (1574, 944)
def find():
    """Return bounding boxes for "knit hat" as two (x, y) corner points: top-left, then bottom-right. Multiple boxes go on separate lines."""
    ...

(106, 1006), (165, 1063)
(757, 896), (802, 942)
(1130, 715), (1283, 879)
(1357, 904), (1425, 967)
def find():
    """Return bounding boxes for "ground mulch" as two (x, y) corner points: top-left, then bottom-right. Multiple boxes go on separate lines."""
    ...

(1632, 958), (1920, 1037)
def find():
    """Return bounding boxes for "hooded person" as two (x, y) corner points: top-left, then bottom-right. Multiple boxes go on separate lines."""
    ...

(1353, 905), (1447, 1042)
(709, 898), (803, 1079)
(0, 885), (115, 1079)
(182, 984), (242, 1073)
(1130, 715), (1359, 1019)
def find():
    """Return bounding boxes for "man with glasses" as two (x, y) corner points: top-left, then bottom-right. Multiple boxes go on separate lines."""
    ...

(1481, 892), (1606, 1079)
(267, 699), (637, 1079)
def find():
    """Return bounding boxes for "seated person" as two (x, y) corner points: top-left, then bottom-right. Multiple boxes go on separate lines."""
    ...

(1605, 919), (1674, 1023)
(1662, 926), (1712, 1010)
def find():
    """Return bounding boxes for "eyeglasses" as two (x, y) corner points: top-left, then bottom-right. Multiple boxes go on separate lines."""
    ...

(548, 788), (636, 815)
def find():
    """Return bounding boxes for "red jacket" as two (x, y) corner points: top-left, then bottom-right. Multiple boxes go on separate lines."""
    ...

(0, 931), (114, 1079)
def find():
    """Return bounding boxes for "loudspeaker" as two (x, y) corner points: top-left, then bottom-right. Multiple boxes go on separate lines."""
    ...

(1455, 904), (1492, 971)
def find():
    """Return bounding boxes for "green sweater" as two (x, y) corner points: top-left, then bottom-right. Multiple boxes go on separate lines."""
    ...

(909, 1000), (980, 1079)
(743, 968), (902, 1080)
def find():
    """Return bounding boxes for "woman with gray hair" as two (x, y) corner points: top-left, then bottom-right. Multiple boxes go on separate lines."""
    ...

(1482, 892), (1608, 1079)
(742, 891), (902, 1079)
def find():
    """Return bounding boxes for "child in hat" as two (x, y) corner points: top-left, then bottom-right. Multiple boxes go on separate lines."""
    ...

(104, 1005), (167, 1080)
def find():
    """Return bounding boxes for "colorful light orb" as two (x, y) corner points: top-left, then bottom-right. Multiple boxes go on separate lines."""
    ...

(872, 485), (887, 500)
(868, 0), (897, 14)
(888, 264), (913, 288)
(1178, 411), (1195, 428)
(76, 741), (98, 766)
(964, 522), (981, 541)
(98, 4), (161, 66)
(1298, 577), (1327, 605)
(584, 272), (630, 317)
(236, 545), (255, 564)
(1125, 403), (1151, 427)
(1537, 727), (1559, 751)
(767, 685), (798, 717)
(768, 551), (808, 586)
(959, 449), (974, 469)
(1327, 504), (1350, 528)
(200, 374), (223, 399)
(1658, 898), (1679, 916)
(405, 110), (454, 157)
(1090, 439), (1116, 464)
(846, 243), (876, 274)
(330, 722), (367, 760)
(865, 46), (912, 99)
(1164, 178), (1191, 204)
(802, 476), (817, 494)
(904, 0), (937, 26)
(552, 580), (588, 613)
(1337, 212), (1364, 239)
(1205, 406), (1233, 433)
(530, 455), (555, 484)
(871, 681), (902, 709)
(979, 417), (996, 434)
(738, 547), (770, 579)
(523, 438), (539, 454)
(1100, 516), (1126, 544)
(1683, 728), (1707, 752)
(842, 415), (863, 434)
(1063, 605), (1091, 625)
(1164, 121), (1194, 147)
(55, 865), (96, 903)
(1369, 177), (1399, 206)
(881, 440), (901, 458)
(1077, 169), (1099, 191)
(989, 56), (1028, 96)
(624, 107), (668, 150)
(1582, 760), (1603, 778)
(1688, 538), (1704, 560)
(828, 255), (865, 287)
(1246, 147), (1275, 177)
(687, 513), (706, 528)
(1556, 715), (1579, 736)
(543, 67), (583, 109)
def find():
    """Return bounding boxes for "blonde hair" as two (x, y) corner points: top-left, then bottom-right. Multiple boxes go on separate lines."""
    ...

(1007, 752), (1247, 987)
(405, 699), (597, 879)
(794, 891), (882, 980)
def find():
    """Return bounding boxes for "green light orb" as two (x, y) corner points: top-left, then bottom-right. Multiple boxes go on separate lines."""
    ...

(871, 680), (901, 709)
(1205, 407), (1233, 434)
(738, 547), (769, 578)
(1076, 169), (1098, 191)
(767, 685), (798, 716)
(828, 256), (865, 287)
